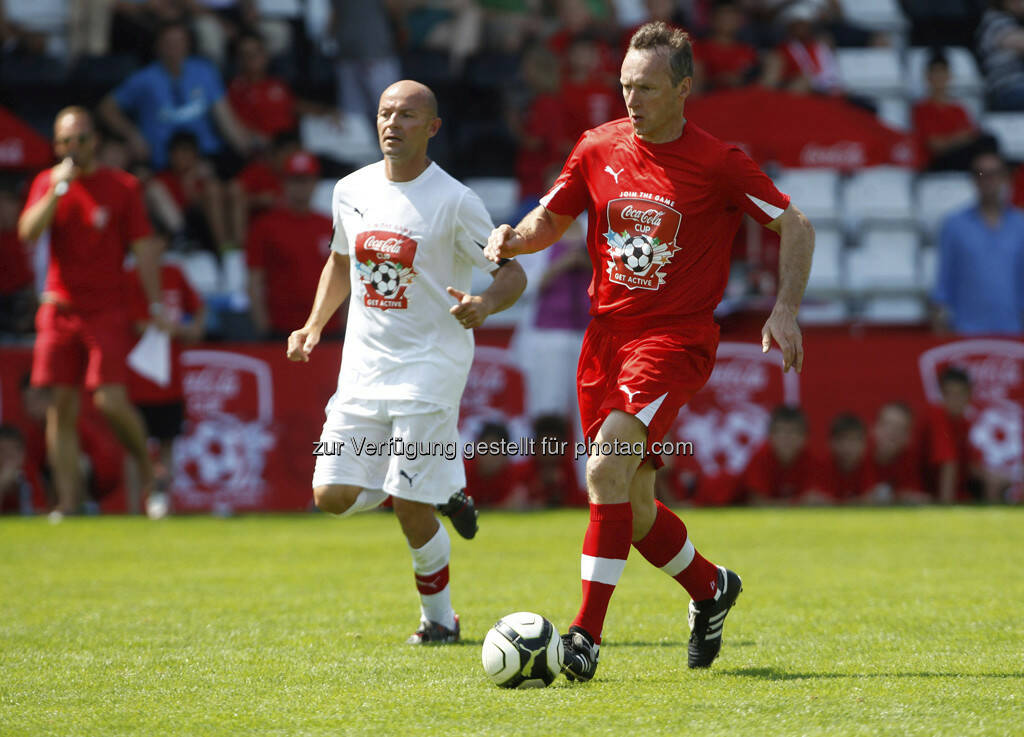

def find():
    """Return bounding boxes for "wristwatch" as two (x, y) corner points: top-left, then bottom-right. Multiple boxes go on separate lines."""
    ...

(54, 181), (69, 197)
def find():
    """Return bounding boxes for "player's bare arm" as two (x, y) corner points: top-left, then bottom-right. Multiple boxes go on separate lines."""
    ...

(763, 203), (814, 373)
(447, 259), (527, 330)
(485, 206), (575, 263)
(132, 237), (173, 332)
(287, 251), (351, 362)
(17, 159), (75, 243)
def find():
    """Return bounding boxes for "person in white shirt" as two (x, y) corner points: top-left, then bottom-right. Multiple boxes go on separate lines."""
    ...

(287, 80), (527, 645)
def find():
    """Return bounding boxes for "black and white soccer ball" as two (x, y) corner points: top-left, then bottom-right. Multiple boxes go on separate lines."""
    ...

(481, 612), (563, 688)
(620, 235), (654, 274)
(369, 261), (400, 297)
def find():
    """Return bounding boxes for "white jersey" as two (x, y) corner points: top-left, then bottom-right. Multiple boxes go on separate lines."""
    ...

(330, 160), (500, 408)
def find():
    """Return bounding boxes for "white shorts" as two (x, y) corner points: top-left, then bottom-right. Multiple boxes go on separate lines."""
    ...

(311, 398), (465, 505)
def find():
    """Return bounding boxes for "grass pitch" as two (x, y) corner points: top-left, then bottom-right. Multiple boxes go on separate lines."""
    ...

(1, 508), (1021, 737)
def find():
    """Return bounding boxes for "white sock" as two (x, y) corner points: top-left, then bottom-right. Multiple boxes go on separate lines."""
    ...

(409, 522), (455, 630)
(338, 489), (388, 517)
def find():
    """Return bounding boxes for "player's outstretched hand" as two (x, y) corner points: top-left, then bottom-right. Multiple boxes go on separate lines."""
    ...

(447, 287), (491, 329)
(761, 303), (804, 373)
(287, 326), (321, 362)
(485, 224), (523, 263)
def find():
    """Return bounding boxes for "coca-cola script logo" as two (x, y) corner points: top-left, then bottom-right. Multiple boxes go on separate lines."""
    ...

(173, 351), (276, 511)
(354, 230), (418, 310)
(671, 343), (800, 477)
(919, 339), (1024, 483)
(604, 198), (681, 291)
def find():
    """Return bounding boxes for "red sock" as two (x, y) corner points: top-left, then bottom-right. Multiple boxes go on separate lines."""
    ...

(632, 500), (719, 601)
(571, 501), (632, 644)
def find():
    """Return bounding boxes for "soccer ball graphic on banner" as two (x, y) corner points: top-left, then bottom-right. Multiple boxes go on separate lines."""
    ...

(620, 234), (654, 274)
(481, 612), (563, 688)
(369, 261), (401, 297)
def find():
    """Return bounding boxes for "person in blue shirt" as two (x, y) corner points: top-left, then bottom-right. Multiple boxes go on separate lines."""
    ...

(99, 20), (256, 171)
(933, 150), (1024, 334)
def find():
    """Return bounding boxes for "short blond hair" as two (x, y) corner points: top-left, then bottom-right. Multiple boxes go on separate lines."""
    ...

(628, 22), (694, 86)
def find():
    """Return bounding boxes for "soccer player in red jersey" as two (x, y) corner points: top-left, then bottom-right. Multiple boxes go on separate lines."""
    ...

(18, 107), (169, 518)
(486, 22), (814, 679)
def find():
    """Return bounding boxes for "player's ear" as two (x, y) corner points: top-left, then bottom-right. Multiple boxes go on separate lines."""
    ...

(428, 117), (442, 139)
(678, 76), (692, 102)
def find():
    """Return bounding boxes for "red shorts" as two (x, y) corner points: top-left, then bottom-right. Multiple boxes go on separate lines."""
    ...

(31, 303), (132, 390)
(576, 317), (719, 466)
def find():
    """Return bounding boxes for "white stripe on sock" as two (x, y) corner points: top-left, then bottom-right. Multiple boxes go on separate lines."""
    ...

(581, 554), (627, 586)
(659, 539), (696, 577)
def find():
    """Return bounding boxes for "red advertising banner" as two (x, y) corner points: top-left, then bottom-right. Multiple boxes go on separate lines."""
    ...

(1, 329), (1020, 512)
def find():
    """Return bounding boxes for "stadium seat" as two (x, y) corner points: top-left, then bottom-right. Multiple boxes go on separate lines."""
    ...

(773, 169), (840, 226)
(981, 113), (1024, 161)
(836, 48), (905, 98)
(846, 226), (921, 291)
(915, 172), (976, 238)
(876, 96), (910, 131)
(465, 177), (520, 224)
(805, 226), (844, 293)
(860, 295), (927, 323)
(300, 113), (379, 168)
(919, 244), (939, 290)
(798, 299), (850, 324)
(310, 178), (336, 218)
(905, 47), (984, 100)
(841, 167), (915, 228)
(837, 0), (908, 32)
(222, 249), (248, 298)
(181, 252), (221, 297)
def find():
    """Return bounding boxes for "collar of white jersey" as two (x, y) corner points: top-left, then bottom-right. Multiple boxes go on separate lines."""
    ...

(381, 160), (439, 187)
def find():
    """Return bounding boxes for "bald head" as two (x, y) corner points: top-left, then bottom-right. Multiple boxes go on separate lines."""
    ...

(379, 80), (438, 119)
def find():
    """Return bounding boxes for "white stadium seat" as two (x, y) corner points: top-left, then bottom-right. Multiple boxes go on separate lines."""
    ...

(905, 47), (984, 100)
(182, 251), (221, 297)
(805, 226), (844, 292)
(798, 300), (850, 325)
(838, 0), (908, 32)
(915, 172), (976, 238)
(310, 178), (335, 218)
(300, 112), (380, 167)
(465, 177), (520, 225)
(982, 113), (1024, 161)
(861, 295), (927, 323)
(876, 96), (910, 131)
(919, 245), (939, 291)
(841, 167), (915, 227)
(837, 48), (905, 97)
(222, 249), (248, 297)
(773, 168), (840, 225)
(846, 226), (921, 291)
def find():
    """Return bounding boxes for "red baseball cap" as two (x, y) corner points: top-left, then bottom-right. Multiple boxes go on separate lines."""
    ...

(283, 151), (320, 177)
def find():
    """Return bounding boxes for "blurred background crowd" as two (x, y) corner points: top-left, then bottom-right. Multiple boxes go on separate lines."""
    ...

(1, 0), (1023, 515)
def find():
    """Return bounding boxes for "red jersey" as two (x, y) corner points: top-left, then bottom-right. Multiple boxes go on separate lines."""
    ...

(245, 207), (337, 334)
(1014, 164), (1024, 209)
(237, 160), (283, 203)
(740, 443), (823, 502)
(918, 404), (980, 499)
(821, 456), (871, 502)
(912, 100), (974, 167)
(516, 93), (570, 198)
(693, 38), (758, 88)
(867, 444), (923, 495)
(154, 170), (208, 209)
(227, 77), (297, 137)
(126, 263), (202, 404)
(0, 229), (33, 293)
(561, 79), (627, 141)
(542, 119), (790, 325)
(463, 457), (529, 507)
(23, 167), (151, 312)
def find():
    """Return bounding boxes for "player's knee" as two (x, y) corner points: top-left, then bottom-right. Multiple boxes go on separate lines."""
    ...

(313, 484), (361, 515)
(585, 453), (631, 503)
(92, 387), (124, 416)
(392, 498), (437, 538)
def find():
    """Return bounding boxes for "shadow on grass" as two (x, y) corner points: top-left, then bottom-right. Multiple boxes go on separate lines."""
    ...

(723, 666), (1024, 680)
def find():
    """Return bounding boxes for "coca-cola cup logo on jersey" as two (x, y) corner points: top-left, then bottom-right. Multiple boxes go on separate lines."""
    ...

(604, 198), (681, 291)
(355, 230), (418, 311)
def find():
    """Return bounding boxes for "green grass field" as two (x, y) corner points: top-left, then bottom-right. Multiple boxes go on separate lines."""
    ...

(1, 508), (1021, 737)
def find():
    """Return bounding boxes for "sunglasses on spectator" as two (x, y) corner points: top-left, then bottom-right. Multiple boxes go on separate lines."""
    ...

(56, 133), (93, 145)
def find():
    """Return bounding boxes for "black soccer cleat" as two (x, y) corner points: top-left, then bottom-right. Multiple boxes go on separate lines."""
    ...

(688, 566), (742, 668)
(437, 489), (478, 540)
(406, 614), (460, 645)
(561, 626), (600, 682)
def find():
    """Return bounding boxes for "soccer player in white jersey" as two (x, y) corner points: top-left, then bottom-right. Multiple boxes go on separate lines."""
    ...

(287, 80), (527, 644)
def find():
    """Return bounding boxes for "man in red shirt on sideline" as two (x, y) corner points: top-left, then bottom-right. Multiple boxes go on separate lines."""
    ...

(912, 51), (986, 171)
(487, 22), (815, 680)
(866, 402), (928, 505)
(18, 107), (168, 518)
(246, 151), (338, 338)
(822, 412), (871, 502)
(127, 237), (206, 517)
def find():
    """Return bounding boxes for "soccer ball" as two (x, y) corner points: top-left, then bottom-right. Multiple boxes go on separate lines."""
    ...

(481, 612), (563, 688)
(369, 261), (401, 297)
(620, 235), (654, 274)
